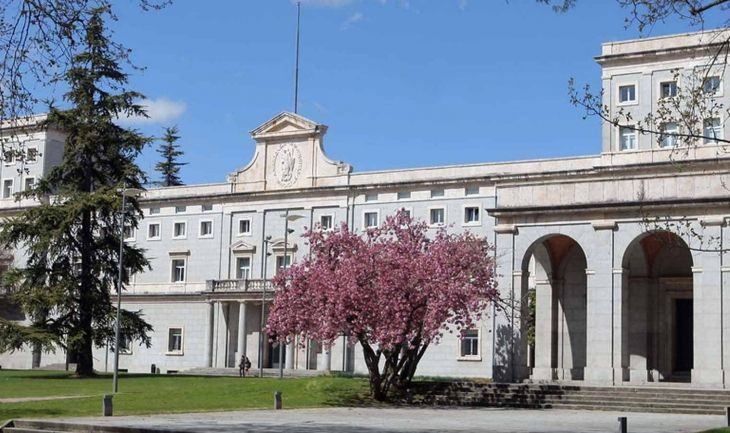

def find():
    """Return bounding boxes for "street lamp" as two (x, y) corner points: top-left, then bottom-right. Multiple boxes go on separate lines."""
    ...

(259, 235), (272, 378)
(112, 185), (143, 395)
(279, 210), (304, 379)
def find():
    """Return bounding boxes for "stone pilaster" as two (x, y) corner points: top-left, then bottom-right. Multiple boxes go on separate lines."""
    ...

(236, 301), (247, 361)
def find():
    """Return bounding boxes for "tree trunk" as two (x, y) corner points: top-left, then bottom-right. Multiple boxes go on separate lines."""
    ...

(75, 206), (95, 377)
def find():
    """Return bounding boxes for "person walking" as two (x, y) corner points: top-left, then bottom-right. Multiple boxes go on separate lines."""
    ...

(239, 354), (251, 377)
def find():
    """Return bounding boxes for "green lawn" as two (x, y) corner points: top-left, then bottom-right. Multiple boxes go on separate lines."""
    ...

(0, 369), (371, 422)
(700, 429), (730, 433)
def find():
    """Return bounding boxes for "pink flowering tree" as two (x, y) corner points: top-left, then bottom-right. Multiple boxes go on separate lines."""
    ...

(267, 209), (498, 401)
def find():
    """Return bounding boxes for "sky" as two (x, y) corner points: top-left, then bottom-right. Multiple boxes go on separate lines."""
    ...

(101, 0), (729, 185)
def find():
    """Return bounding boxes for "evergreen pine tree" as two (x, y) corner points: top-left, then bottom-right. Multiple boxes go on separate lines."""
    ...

(155, 126), (186, 186)
(0, 7), (152, 376)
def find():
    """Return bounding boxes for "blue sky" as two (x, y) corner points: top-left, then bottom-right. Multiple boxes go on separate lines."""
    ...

(105, 0), (726, 185)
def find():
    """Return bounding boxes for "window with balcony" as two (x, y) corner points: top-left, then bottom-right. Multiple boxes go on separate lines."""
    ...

(236, 256), (251, 279)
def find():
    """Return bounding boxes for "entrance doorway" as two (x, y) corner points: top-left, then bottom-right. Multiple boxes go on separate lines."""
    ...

(268, 341), (286, 369)
(674, 298), (693, 377)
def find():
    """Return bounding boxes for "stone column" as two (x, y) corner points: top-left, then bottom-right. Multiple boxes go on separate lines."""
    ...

(215, 301), (226, 368)
(285, 338), (295, 370)
(585, 222), (618, 384)
(204, 301), (214, 367)
(693, 220), (724, 386)
(492, 225), (517, 382)
(236, 301), (247, 361)
(532, 277), (555, 381)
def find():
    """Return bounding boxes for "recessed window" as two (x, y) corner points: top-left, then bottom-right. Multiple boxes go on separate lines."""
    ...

(23, 177), (34, 191)
(236, 256), (251, 279)
(703, 76), (722, 95)
(238, 219), (251, 236)
(320, 214), (333, 231)
(26, 147), (38, 163)
(276, 255), (292, 274)
(118, 335), (132, 355)
(401, 208), (412, 219)
(618, 84), (636, 103)
(199, 220), (213, 238)
(660, 81), (677, 99)
(460, 329), (479, 358)
(430, 188), (445, 198)
(147, 223), (161, 240)
(167, 327), (183, 354)
(149, 207), (160, 215)
(704, 117), (723, 143)
(465, 186), (479, 196)
(173, 222), (187, 239)
(464, 206), (480, 225)
(397, 191), (411, 200)
(2, 179), (12, 198)
(619, 126), (637, 151)
(365, 192), (378, 202)
(123, 225), (135, 241)
(175, 205), (186, 214)
(3, 149), (14, 165)
(659, 122), (679, 148)
(429, 208), (445, 226)
(364, 211), (379, 228)
(202, 204), (213, 212)
(171, 258), (186, 283)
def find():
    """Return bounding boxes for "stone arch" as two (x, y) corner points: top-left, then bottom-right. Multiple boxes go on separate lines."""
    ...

(621, 230), (694, 383)
(521, 234), (588, 382)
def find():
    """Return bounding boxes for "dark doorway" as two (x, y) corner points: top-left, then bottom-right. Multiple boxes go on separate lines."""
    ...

(268, 341), (285, 369)
(674, 299), (693, 374)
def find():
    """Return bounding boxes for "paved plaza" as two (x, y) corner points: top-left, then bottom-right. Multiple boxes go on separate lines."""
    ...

(57, 407), (726, 433)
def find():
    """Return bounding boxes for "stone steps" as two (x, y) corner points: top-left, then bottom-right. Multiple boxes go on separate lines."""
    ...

(408, 383), (730, 415)
(181, 367), (322, 377)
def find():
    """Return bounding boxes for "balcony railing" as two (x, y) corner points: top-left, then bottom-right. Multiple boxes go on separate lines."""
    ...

(206, 279), (275, 293)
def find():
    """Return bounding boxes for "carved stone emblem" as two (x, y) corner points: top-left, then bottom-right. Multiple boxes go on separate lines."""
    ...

(273, 143), (302, 187)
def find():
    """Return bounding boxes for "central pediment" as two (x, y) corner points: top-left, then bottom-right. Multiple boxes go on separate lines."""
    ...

(228, 112), (352, 192)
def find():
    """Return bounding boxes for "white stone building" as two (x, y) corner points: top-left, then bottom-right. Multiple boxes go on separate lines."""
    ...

(2, 29), (730, 387)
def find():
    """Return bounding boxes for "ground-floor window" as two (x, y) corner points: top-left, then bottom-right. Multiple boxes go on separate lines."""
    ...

(167, 327), (183, 354)
(459, 329), (480, 358)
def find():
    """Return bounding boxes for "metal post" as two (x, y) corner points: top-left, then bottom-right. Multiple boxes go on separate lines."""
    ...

(617, 416), (627, 433)
(259, 237), (270, 378)
(103, 395), (113, 416)
(274, 391), (282, 410)
(112, 187), (127, 394)
(279, 210), (289, 379)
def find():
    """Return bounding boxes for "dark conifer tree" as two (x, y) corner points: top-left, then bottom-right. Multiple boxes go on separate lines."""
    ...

(0, 7), (152, 376)
(155, 126), (186, 187)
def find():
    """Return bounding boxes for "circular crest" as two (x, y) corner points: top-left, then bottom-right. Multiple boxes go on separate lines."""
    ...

(273, 143), (302, 187)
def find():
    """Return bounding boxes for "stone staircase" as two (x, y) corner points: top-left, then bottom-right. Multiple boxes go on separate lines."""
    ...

(0, 420), (159, 433)
(406, 382), (730, 415)
(181, 367), (322, 377)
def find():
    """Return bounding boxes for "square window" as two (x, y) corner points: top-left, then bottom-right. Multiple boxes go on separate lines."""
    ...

(149, 207), (160, 215)
(23, 177), (34, 191)
(430, 188), (445, 198)
(236, 257), (251, 279)
(320, 214), (333, 230)
(618, 84), (636, 103)
(171, 258), (186, 283)
(460, 329), (479, 357)
(397, 191), (411, 200)
(118, 334), (132, 355)
(660, 81), (677, 99)
(26, 147), (38, 163)
(147, 223), (161, 240)
(659, 122), (679, 148)
(2, 179), (12, 198)
(703, 76), (722, 95)
(202, 204), (213, 212)
(704, 117), (723, 143)
(238, 219), (251, 236)
(464, 206), (480, 224)
(199, 220), (213, 237)
(364, 211), (379, 228)
(173, 222), (187, 239)
(429, 208), (445, 226)
(123, 225), (135, 241)
(175, 205), (186, 214)
(401, 208), (411, 219)
(3, 149), (14, 165)
(465, 186), (480, 196)
(619, 126), (637, 150)
(365, 192), (378, 202)
(276, 255), (292, 274)
(167, 328), (183, 353)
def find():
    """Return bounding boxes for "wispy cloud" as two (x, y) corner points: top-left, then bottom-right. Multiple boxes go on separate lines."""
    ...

(118, 97), (187, 126)
(341, 11), (364, 30)
(295, 0), (356, 7)
(457, 0), (468, 10)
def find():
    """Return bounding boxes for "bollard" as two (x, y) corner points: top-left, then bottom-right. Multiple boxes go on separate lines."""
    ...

(151, 363), (156, 374)
(726, 407), (730, 427)
(102, 395), (113, 417)
(274, 391), (282, 410)
(617, 416), (627, 433)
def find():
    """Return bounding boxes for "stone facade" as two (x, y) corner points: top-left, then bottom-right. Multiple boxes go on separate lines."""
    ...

(1, 29), (730, 386)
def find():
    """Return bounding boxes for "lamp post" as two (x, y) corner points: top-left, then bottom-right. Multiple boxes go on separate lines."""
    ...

(259, 236), (271, 378)
(279, 210), (303, 379)
(112, 185), (143, 395)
